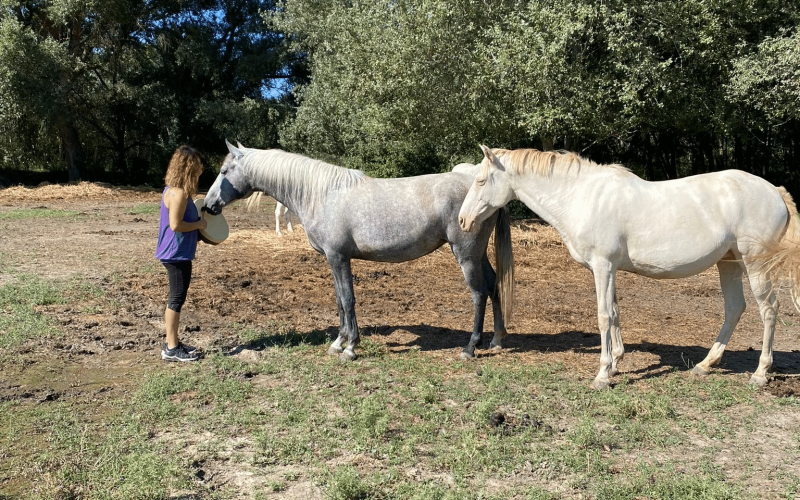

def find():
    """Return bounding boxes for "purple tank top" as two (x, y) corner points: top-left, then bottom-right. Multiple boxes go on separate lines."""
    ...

(155, 186), (199, 262)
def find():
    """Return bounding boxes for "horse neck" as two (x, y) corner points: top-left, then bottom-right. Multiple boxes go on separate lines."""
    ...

(509, 168), (598, 236)
(244, 150), (362, 221)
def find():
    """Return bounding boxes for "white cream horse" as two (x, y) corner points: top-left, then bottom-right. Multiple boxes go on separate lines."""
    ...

(275, 202), (293, 235)
(459, 145), (800, 389)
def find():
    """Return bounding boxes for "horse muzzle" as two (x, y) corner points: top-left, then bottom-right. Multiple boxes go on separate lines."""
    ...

(459, 214), (476, 232)
(203, 205), (221, 216)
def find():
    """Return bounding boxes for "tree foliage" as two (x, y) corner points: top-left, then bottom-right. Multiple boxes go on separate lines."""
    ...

(274, 0), (799, 191)
(0, 0), (295, 183)
(0, 0), (797, 191)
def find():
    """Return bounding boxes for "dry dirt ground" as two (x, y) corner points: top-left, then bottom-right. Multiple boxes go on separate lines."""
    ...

(1, 182), (800, 496)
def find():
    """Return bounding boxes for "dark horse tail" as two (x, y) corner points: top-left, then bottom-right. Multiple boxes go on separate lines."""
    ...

(494, 207), (514, 323)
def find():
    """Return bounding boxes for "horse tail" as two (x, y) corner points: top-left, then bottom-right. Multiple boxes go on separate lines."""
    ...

(494, 206), (515, 323)
(751, 187), (800, 307)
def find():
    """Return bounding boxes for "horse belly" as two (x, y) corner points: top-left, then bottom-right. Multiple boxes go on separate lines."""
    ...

(346, 214), (446, 262)
(622, 237), (730, 279)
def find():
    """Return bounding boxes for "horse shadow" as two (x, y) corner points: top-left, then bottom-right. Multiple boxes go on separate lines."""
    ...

(225, 327), (330, 355)
(367, 324), (800, 379)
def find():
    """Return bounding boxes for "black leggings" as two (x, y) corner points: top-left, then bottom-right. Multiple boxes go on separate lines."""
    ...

(163, 261), (192, 313)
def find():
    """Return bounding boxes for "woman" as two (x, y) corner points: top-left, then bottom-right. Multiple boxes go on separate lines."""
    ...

(155, 145), (208, 362)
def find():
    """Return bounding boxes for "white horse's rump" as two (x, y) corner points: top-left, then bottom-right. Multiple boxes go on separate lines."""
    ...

(459, 145), (797, 389)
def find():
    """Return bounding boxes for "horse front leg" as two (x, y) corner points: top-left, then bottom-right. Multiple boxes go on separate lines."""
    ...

(591, 265), (618, 390)
(460, 290), (488, 360)
(455, 255), (487, 359)
(284, 207), (293, 233)
(327, 295), (346, 355)
(327, 254), (359, 361)
(275, 203), (283, 235)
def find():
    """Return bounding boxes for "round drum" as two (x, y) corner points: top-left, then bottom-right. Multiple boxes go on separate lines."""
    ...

(194, 198), (229, 245)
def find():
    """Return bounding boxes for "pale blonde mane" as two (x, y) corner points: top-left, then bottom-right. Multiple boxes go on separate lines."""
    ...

(241, 148), (370, 215)
(492, 148), (629, 178)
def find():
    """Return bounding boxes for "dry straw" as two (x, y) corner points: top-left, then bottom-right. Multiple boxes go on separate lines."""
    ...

(0, 182), (159, 202)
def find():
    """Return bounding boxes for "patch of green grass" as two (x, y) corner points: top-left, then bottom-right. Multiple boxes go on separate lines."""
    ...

(128, 203), (160, 215)
(3, 313), (797, 499)
(0, 274), (67, 349)
(8, 400), (189, 499)
(0, 208), (80, 220)
(325, 467), (376, 500)
(0, 274), (107, 350)
(593, 461), (743, 500)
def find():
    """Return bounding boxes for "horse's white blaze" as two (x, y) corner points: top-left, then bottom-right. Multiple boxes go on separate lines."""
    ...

(459, 145), (797, 388)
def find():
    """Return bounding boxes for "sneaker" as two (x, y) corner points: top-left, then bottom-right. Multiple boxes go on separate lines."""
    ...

(161, 344), (200, 362)
(163, 342), (198, 354)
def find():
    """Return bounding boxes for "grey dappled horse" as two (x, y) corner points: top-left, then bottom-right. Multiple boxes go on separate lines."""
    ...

(204, 141), (514, 361)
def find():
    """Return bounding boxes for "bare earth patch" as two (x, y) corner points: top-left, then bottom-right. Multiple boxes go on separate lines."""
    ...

(1, 182), (799, 498)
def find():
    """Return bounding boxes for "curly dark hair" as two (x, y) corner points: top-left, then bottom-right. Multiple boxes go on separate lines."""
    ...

(164, 146), (203, 198)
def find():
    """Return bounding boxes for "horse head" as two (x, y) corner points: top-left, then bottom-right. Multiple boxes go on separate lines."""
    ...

(204, 139), (255, 215)
(458, 145), (514, 232)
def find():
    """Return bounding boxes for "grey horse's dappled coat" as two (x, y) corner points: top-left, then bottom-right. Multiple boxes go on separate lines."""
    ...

(205, 141), (513, 361)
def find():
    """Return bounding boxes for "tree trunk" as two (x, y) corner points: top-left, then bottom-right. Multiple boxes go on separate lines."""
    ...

(734, 136), (743, 171)
(58, 123), (83, 181)
(541, 136), (555, 151)
(703, 136), (716, 172)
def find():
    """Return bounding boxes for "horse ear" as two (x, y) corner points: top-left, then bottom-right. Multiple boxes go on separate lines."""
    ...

(226, 139), (243, 158)
(236, 141), (244, 149)
(479, 145), (505, 172)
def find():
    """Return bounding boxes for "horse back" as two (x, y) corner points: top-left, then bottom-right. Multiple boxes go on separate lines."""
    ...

(306, 172), (481, 261)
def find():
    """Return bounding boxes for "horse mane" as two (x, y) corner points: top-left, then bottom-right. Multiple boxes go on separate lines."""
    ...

(492, 148), (629, 177)
(241, 148), (369, 214)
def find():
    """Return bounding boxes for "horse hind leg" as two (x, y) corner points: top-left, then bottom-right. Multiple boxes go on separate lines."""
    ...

(609, 292), (624, 377)
(692, 259), (746, 377)
(484, 258), (507, 349)
(744, 266), (778, 386)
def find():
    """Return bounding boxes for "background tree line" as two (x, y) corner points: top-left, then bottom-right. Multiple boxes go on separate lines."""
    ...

(0, 0), (798, 194)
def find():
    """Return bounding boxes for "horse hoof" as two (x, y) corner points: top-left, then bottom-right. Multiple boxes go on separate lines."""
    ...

(590, 379), (610, 390)
(339, 350), (356, 362)
(748, 375), (768, 387)
(608, 367), (620, 378)
(327, 346), (344, 356)
(691, 365), (711, 377)
(459, 351), (475, 361)
(489, 342), (503, 350)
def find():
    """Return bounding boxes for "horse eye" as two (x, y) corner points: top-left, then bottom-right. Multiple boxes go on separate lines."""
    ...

(476, 178), (486, 186)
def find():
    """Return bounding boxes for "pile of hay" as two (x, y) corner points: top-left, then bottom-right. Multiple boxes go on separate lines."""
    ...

(0, 181), (160, 202)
